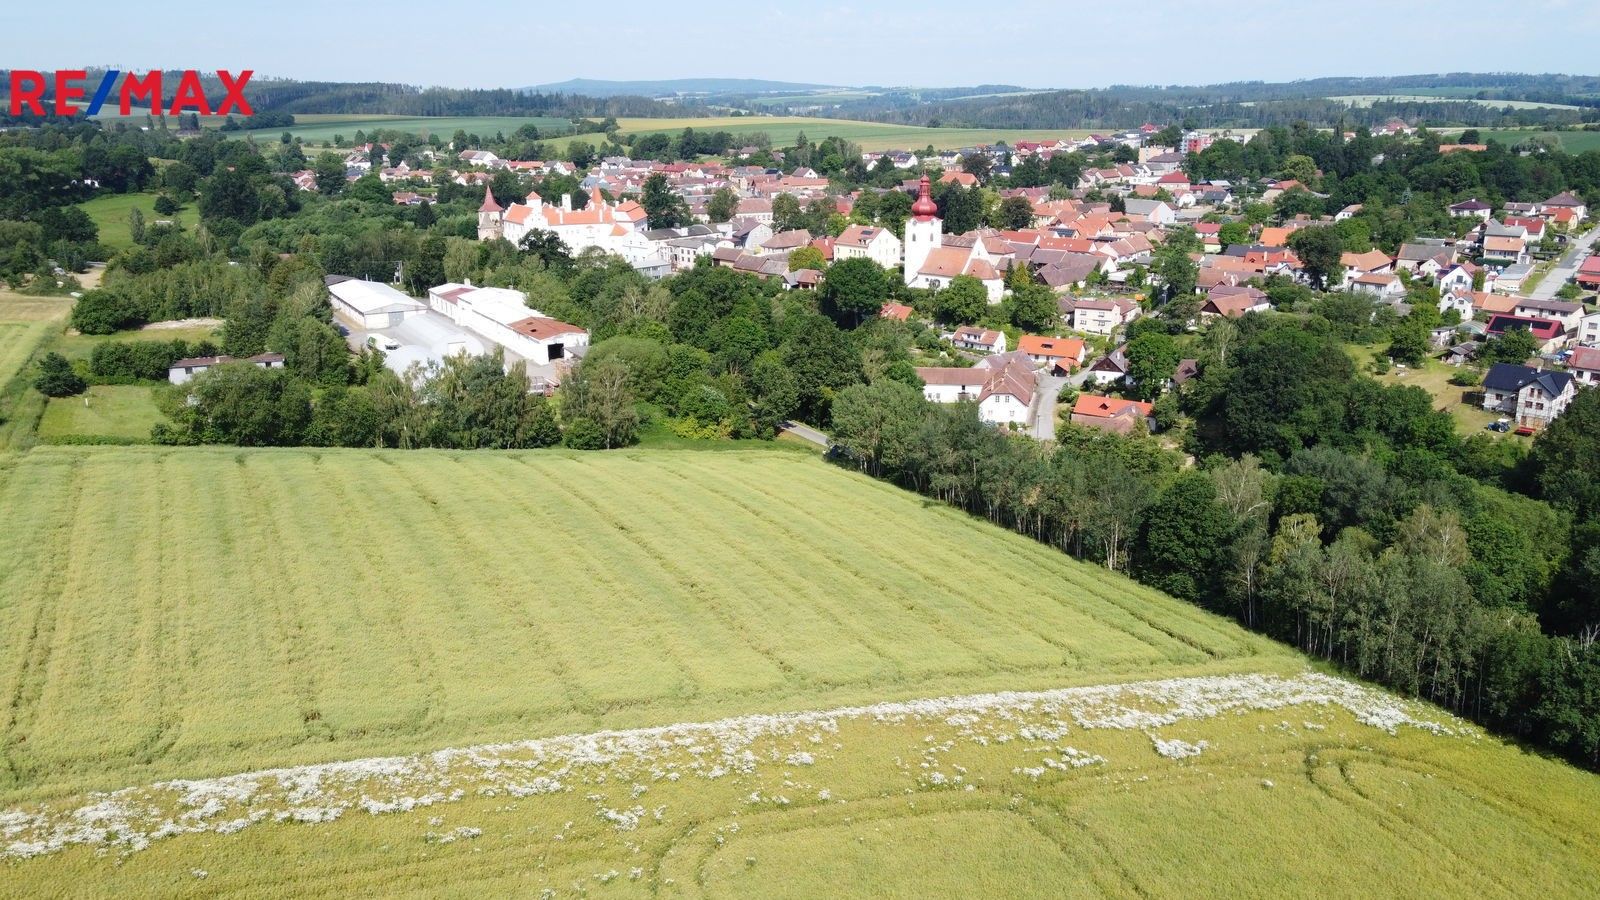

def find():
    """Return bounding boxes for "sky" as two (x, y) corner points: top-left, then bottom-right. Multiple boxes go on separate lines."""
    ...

(3, 1), (1597, 90)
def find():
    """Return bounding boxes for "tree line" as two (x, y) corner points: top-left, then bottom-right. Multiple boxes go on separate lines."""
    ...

(830, 315), (1600, 770)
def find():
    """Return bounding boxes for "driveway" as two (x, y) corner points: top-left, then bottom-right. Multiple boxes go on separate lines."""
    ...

(1031, 371), (1069, 441)
(1527, 225), (1600, 300)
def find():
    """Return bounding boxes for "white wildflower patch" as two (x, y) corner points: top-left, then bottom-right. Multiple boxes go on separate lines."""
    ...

(1151, 737), (1209, 760)
(0, 672), (1460, 861)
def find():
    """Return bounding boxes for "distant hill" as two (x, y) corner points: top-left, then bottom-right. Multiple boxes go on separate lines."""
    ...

(836, 73), (1600, 131)
(524, 78), (838, 97)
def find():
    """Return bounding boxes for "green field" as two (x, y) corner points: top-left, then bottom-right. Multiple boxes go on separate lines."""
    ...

(76, 192), (197, 251)
(0, 293), (73, 449)
(36, 385), (162, 443)
(614, 116), (1097, 152)
(1327, 94), (1583, 111)
(1475, 130), (1600, 152)
(1, 445), (1599, 895)
(193, 111), (1104, 153)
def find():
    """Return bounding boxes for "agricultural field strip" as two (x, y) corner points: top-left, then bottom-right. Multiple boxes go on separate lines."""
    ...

(0, 446), (1292, 806)
(0, 671), (1461, 861)
(686, 457), (1263, 662)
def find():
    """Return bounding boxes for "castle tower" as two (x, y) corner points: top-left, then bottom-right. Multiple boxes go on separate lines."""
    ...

(903, 174), (941, 286)
(477, 185), (504, 241)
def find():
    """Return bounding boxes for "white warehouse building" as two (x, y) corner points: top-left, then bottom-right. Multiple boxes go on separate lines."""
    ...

(326, 276), (427, 329)
(427, 282), (588, 365)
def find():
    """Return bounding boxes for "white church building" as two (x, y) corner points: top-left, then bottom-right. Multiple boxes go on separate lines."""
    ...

(902, 175), (1007, 302)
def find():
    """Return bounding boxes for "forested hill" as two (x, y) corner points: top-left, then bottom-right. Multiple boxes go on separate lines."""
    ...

(836, 73), (1600, 130)
(0, 71), (694, 120)
(211, 78), (694, 118)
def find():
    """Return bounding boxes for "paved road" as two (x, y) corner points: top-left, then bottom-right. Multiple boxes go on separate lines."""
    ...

(1031, 372), (1069, 441)
(1527, 225), (1600, 300)
(779, 421), (830, 448)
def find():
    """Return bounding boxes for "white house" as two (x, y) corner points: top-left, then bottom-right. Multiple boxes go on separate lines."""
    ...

(1122, 198), (1175, 225)
(833, 224), (903, 269)
(1448, 198), (1492, 220)
(1071, 298), (1140, 335)
(951, 326), (1006, 354)
(1350, 272), (1405, 299)
(1513, 298), (1585, 333)
(1437, 263), (1475, 295)
(913, 352), (1036, 427)
(1481, 363), (1575, 430)
(327, 276), (428, 329)
(1577, 310), (1600, 346)
(1085, 345), (1130, 386)
(427, 283), (588, 365)
(1567, 346), (1600, 386)
(168, 352), (285, 385)
(1439, 289), (1476, 320)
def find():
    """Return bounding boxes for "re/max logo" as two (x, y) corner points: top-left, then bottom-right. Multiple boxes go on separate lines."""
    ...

(7, 69), (253, 117)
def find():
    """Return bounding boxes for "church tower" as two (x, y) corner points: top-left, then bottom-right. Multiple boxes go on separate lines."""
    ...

(903, 174), (941, 286)
(477, 185), (504, 241)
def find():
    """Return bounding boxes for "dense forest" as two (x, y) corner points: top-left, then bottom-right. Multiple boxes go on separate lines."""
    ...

(0, 70), (689, 125)
(830, 314), (1600, 771)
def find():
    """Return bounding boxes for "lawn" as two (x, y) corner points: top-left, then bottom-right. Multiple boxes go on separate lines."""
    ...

(1345, 342), (1525, 440)
(1, 446), (1598, 895)
(52, 323), (220, 366)
(36, 385), (162, 443)
(77, 192), (197, 251)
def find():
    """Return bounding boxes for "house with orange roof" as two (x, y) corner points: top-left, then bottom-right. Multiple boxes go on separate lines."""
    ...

(1070, 394), (1155, 434)
(939, 171), (980, 187)
(879, 302), (915, 322)
(484, 185), (655, 269)
(1017, 335), (1086, 371)
(1257, 226), (1296, 248)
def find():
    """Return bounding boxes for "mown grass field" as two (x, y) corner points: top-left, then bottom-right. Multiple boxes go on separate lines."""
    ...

(36, 385), (162, 443)
(1476, 129), (1600, 153)
(210, 111), (1100, 152)
(0, 293), (73, 450)
(1, 446), (1598, 896)
(76, 192), (196, 251)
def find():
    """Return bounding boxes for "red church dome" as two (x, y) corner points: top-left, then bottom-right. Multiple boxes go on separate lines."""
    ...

(911, 174), (938, 219)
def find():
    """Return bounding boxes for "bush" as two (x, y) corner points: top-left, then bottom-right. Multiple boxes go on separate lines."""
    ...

(1057, 384), (1079, 404)
(1449, 369), (1482, 387)
(33, 353), (86, 397)
(561, 416), (606, 449)
(70, 289), (145, 334)
(89, 339), (215, 381)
